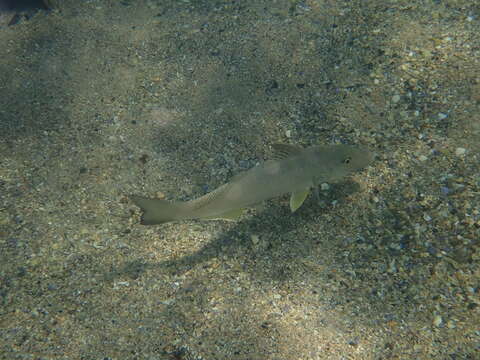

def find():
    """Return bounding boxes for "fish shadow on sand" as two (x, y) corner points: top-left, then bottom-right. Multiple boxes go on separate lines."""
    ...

(106, 180), (362, 282)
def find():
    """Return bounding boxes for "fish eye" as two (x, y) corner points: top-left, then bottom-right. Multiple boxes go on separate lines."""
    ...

(342, 157), (351, 164)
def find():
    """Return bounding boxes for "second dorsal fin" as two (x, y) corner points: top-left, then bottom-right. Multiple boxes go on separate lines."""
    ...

(271, 143), (303, 160)
(185, 183), (230, 211)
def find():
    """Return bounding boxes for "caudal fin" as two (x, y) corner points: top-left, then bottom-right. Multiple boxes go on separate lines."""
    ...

(131, 195), (182, 225)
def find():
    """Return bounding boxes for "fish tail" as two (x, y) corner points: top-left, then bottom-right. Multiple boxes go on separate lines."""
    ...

(131, 195), (185, 225)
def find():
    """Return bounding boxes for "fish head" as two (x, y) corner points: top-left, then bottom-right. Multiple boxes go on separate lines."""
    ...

(309, 144), (373, 182)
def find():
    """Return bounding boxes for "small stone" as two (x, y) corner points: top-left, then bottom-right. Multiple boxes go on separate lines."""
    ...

(160, 299), (174, 305)
(446, 320), (456, 329)
(285, 130), (291, 138)
(392, 94), (401, 103)
(423, 213), (432, 221)
(433, 315), (443, 327)
(455, 147), (466, 156)
(438, 113), (448, 120)
(347, 337), (359, 346)
(440, 186), (450, 196)
(388, 259), (397, 273)
(320, 183), (330, 191)
(419, 155), (428, 162)
(251, 234), (260, 245)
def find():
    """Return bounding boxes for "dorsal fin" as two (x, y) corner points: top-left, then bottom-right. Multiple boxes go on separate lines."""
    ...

(184, 167), (251, 212)
(271, 143), (303, 160)
(185, 183), (231, 211)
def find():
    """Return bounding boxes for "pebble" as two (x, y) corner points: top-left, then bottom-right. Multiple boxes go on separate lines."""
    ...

(455, 147), (466, 156)
(433, 314), (443, 327)
(440, 186), (450, 195)
(392, 94), (401, 103)
(320, 183), (330, 191)
(387, 259), (397, 273)
(347, 337), (359, 346)
(446, 320), (456, 329)
(419, 155), (428, 162)
(437, 113), (448, 120)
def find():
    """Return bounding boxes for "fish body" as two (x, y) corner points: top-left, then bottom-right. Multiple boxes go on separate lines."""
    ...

(131, 143), (372, 225)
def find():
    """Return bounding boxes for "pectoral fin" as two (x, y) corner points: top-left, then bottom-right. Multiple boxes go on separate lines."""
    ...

(289, 188), (310, 212)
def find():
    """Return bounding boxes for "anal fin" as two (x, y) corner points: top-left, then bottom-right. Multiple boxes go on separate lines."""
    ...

(205, 208), (244, 221)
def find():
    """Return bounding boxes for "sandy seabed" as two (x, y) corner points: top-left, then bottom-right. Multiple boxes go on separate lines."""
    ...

(1, 1), (479, 359)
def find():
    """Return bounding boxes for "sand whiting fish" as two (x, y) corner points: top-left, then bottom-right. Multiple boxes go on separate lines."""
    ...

(131, 143), (372, 225)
